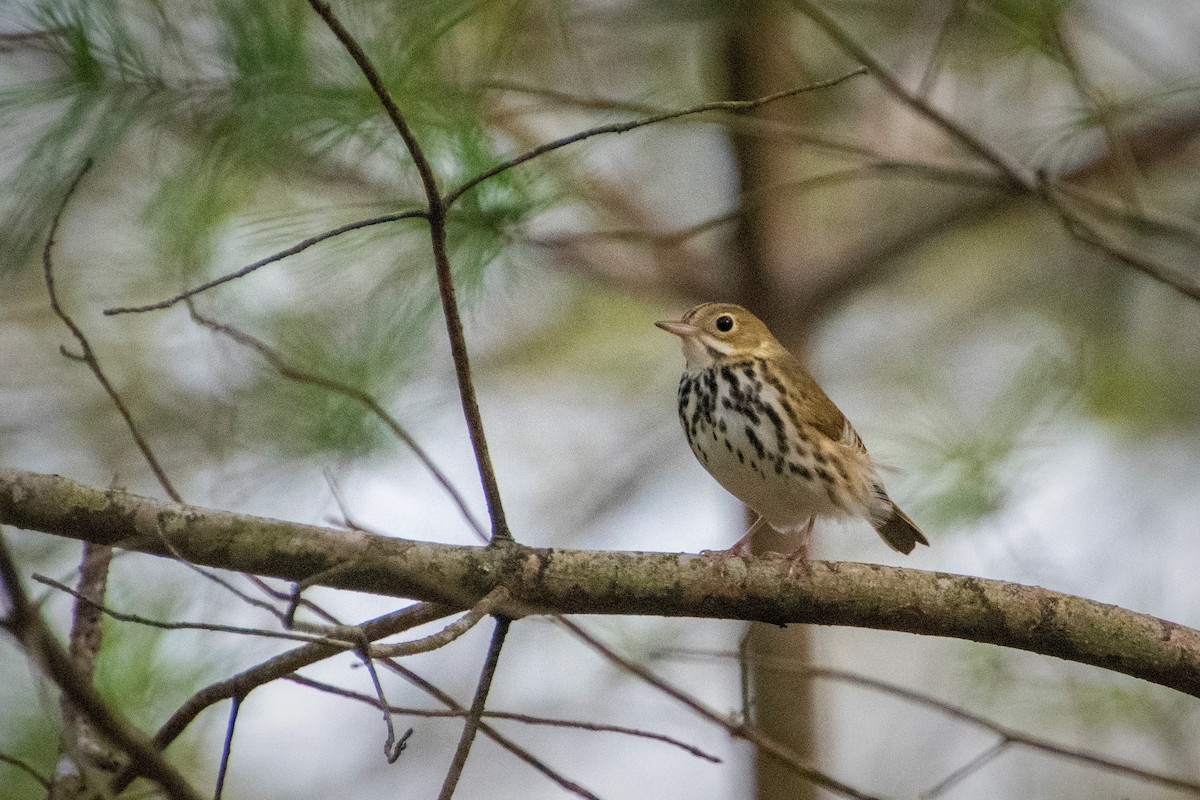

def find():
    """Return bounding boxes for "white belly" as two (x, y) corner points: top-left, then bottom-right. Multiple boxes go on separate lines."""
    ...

(677, 362), (880, 533)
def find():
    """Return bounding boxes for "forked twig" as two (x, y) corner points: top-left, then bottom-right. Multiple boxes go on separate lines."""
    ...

(108, 601), (455, 794)
(789, 0), (1200, 302)
(307, 0), (511, 542)
(384, 661), (603, 800)
(444, 67), (868, 208)
(43, 160), (182, 502)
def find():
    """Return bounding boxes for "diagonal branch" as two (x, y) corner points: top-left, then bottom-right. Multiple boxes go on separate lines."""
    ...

(187, 304), (488, 541)
(43, 159), (182, 502)
(285, 674), (722, 762)
(436, 616), (511, 800)
(789, 0), (1200, 302)
(559, 617), (879, 800)
(306, 0), (510, 542)
(104, 210), (427, 316)
(444, 67), (868, 209)
(0, 534), (203, 800)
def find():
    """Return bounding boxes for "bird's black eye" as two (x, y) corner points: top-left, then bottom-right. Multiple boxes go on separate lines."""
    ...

(715, 314), (734, 332)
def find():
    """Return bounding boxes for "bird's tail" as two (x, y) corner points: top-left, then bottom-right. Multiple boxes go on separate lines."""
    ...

(873, 502), (929, 555)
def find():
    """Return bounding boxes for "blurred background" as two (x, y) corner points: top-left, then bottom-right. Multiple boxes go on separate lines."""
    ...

(3, 0), (1200, 798)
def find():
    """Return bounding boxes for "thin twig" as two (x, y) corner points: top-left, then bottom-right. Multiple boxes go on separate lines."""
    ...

(50, 543), (117, 795)
(32, 573), (364, 647)
(664, 650), (1200, 797)
(285, 674), (722, 763)
(307, 0), (511, 543)
(370, 587), (508, 658)
(437, 616), (511, 800)
(43, 164), (286, 618)
(791, 0), (1030, 186)
(213, 695), (242, 800)
(187, 304), (488, 542)
(107, 602), (455, 794)
(805, 667), (1200, 797)
(920, 739), (1010, 799)
(1042, 180), (1200, 301)
(446, 67), (868, 209)
(1047, 13), (1144, 210)
(384, 661), (603, 800)
(529, 161), (1004, 252)
(0, 534), (204, 800)
(557, 617), (882, 800)
(0, 752), (51, 790)
(789, 0), (1200, 302)
(916, 0), (968, 98)
(103, 210), (426, 315)
(353, 637), (412, 764)
(43, 160), (183, 502)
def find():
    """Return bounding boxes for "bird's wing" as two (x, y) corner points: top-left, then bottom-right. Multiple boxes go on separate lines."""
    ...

(775, 354), (857, 446)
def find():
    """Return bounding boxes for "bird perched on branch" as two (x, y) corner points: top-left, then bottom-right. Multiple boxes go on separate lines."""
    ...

(656, 302), (927, 564)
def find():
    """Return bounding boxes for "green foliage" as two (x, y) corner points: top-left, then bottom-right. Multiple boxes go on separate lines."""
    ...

(0, 0), (560, 463)
(1083, 337), (1200, 432)
(907, 345), (1076, 529)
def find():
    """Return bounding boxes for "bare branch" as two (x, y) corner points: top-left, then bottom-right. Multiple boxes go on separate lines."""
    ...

(0, 534), (203, 800)
(306, 0), (511, 542)
(370, 587), (509, 658)
(6, 470), (1200, 701)
(921, 739), (1010, 799)
(187, 304), (488, 542)
(559, 618), (880, 800)
(665, 651), (1200, 797)
(789, 0), (1200, 302)
(384, 661), (603, 800)
(50, 543), (117, 796)
(437, 616), (511, 800)
(285, 674), (722, 762)
(790, 0), (1031, 186)
(446, 68), (869, 208)
(32, 572), (365, 647)
(103, 210), (426, 316)
(1042, 178), (1200, 301)
(0, 752), (51, 791)
(804, 668), (1200, 797)
(213, 695), (242, 800)
(101, 601), (455, 796)
(43, 160), (183, 502)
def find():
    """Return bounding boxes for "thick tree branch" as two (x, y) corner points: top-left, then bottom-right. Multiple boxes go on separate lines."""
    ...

(3, 470), (1200, 700)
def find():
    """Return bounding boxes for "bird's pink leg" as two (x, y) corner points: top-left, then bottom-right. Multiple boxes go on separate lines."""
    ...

(785, 517), (815, 575)
(703, 514), (768, 557)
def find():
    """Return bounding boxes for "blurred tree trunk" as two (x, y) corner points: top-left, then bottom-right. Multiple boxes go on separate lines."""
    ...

(724, 5), (818, 799)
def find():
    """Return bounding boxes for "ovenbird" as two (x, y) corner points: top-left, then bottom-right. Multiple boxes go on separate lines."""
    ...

(656, 302), (927, 561)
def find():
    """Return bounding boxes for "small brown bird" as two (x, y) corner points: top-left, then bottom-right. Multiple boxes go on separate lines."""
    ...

(656, 302), (927, 562)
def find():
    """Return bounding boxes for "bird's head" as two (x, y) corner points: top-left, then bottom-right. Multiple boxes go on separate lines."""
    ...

(655, 302), (779, 370)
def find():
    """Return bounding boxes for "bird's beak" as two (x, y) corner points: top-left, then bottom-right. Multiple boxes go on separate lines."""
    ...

(655, 320), (699, 338)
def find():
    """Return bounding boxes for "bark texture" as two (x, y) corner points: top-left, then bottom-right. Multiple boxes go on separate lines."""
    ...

(3, 469), (1200, 698)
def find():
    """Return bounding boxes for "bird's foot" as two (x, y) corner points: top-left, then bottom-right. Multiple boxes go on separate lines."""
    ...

(700, 540), (753, 559)
(783, 534), (813, 579)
